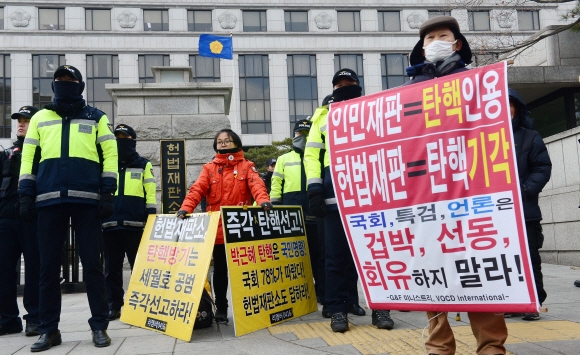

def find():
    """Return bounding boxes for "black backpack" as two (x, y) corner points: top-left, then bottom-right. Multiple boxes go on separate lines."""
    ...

(194, 288), (215, 329)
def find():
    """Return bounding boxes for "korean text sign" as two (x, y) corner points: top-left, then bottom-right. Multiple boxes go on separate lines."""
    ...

(222, 206), (318, 336)
(121, 213), (220, 341)
(160, 140), (186, 213)
(328, 62), (538, 313)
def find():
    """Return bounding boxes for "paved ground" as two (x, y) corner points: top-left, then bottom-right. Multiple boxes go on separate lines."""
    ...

(3, 263), (580, 355)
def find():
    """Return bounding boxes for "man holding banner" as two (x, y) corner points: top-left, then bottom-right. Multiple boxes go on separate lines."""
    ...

(402, 16), (508, 355)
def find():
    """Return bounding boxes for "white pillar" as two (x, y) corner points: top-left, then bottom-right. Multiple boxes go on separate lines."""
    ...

(269, 54), (289, 141)
(170, 54), (189, 67)
(119, 54), (139, 84)
(11, 53), (33, 140)
(316, 53), (335, 104)
(363, 53), (383, 95)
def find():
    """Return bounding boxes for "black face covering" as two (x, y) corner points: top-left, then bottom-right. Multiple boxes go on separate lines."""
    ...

(216, 147), (240, 155)
(117, 138), (138, 165)
(52, 81), (85, 116)
(332, 85), (362, 103)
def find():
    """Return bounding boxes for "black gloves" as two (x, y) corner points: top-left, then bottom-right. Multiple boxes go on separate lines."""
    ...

(176, 210), (189, 219)
(260, 202), (273, 210)
(19, 196), (37, 222)
(97, 193), (115, 219)
(308, 193), (327, 217)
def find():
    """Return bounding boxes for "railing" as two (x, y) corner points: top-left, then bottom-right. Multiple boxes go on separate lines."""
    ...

(18, 221), (90, 294)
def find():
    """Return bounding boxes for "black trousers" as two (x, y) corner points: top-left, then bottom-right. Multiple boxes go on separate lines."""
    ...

(37, 204), (108, 334)
(0, 217), (40, 326)
(324, 210), (359, 314)
(307, 219), (326, 304)
(104, 229), (142, 311)
(526, 221), (547, 305)
(212, 244), (228, 311)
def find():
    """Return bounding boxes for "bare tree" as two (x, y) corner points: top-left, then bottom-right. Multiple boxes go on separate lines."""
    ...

(445, 0), (580, 65)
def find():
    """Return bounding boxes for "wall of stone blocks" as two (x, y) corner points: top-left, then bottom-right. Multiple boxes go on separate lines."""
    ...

(539, 126), (580, 266)
(108, 83), (232, 213)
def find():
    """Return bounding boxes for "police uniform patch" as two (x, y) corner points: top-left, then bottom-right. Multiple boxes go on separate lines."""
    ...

(150, 168), (154, 177)
(131, 172), (141, 179)
(107, 123), (114, 133)
(79, 124), (92, 134)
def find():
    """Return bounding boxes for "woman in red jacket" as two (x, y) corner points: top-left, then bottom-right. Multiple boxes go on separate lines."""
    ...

(177, 129), (272, 323)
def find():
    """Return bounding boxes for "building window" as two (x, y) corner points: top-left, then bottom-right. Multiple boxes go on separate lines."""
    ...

(187, 10), (212, 32)
(239, 55), (271, 134)
(0, 8), (4, 30)
(0, 55), (10, 138)
(334, 54), (364, 94)
(468, 11), (490, 31)
(381, 54), (409, 90)
(138, 55), (170, 83)
(528, 88), (580, 138)
(32, 55), (65, 108)
(86, 55), (118, 124)
(337, 11), (361, 32)
(38, 8), (65, 30)
(428, 11), (451, 19)
(518, 11), (540, 31)
(285, 11), (308, 32)
(189, 55), (220, 82)
(143, 9), (169, 31)
(243, 11), (267, 32)
(86, 9), (111, 31)
(378, 11), (401, 32)
(288, 55), (318, 132)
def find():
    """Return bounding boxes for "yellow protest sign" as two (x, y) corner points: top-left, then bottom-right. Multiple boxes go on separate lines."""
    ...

(222, 206), (318, 337)
(121, 213), (220, 341)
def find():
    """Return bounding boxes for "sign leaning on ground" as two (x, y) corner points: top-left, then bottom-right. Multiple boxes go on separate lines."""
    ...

(160, 140), (187, 214)
(222, 206), (318, 337)
(328, 61), (539, 313)
(121, 213), (220, 341)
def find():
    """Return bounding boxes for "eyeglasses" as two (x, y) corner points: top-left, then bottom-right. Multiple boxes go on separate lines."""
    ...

(217, 140), (233, 146)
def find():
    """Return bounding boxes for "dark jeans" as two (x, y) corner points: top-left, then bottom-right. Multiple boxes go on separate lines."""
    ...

(212, 244), (228, 310)
(37, 204), (109, 334)
(324, 211), (359, 314)
(104, 229), (142, 311)
(0, 217), (39, 326)
(526, 221), (547, 305)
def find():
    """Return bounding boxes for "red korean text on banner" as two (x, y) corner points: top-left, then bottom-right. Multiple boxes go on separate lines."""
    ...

(328, 61), (538, 313)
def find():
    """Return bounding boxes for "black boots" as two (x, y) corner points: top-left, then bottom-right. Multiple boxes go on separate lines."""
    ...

(31, 331), (62, 352)
(92, 329), (111, 347)
(215, 305), (228, 324)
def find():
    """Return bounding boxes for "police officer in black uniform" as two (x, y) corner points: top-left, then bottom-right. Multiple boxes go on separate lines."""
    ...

(0, 106), (41, 337)
(102, 124), (157, 321)
(19, 65), (118, 351)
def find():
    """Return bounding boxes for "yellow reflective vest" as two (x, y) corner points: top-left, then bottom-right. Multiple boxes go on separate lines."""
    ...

(270, 149), (312, 218)
(303, 106), (338, 211)
(102, 156), (157, 231)
(19, 106), (118, 207)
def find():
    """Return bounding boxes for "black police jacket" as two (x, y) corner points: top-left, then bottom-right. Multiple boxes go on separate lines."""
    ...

(0, 138), (25, 219)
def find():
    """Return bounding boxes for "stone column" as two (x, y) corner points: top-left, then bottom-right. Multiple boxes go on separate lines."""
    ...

(106, 67), (233, 210)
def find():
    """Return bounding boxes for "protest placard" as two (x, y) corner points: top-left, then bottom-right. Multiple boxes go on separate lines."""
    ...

(121, 213), (220, 341)
(328, 61), (538, 313)
(222, 206), (318, 336)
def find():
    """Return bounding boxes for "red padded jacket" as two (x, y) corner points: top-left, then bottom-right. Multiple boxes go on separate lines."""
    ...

(179, 150), (270, 244)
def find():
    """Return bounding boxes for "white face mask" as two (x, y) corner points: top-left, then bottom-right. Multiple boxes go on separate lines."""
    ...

(423, 40), (457, 62)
